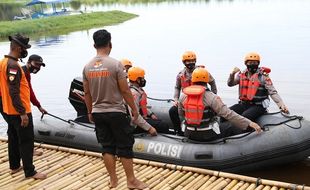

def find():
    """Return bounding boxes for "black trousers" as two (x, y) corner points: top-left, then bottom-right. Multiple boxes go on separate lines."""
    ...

(6, 113), (36, 177)
(168, 106), (183, 135)
(0, 98), (8, 122)
(134, 118), (170, 134)
(229, 102), (266, 134)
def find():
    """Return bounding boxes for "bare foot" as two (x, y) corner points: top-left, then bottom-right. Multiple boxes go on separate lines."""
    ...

(28, 172), (47, 179)
(33, 150), (43, 156)
(109, 179), (118, 188)
(127, 179), (149, 190)
(10, 166), (23, 174)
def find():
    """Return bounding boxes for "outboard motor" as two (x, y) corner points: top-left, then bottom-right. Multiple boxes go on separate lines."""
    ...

(68, 77), (87, 117)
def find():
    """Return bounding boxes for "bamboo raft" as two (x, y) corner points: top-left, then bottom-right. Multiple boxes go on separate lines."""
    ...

(0, 137), (309, 190)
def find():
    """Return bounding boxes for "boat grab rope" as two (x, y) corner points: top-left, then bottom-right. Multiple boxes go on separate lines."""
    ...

(41, 113), (94, 129)
(262, 111), (304, 130)
(177, 111), (304, 145)
(147, 96), (174, 102)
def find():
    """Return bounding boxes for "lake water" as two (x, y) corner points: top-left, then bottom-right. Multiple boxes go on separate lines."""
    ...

(0, 0), (309, 185)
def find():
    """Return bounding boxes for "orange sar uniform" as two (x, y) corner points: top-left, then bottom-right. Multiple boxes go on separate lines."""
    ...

(0, 56), (37, 177)
(170, 66), (217, 135)
(178, 85), (251, 142)
(227, 67), (286, 123)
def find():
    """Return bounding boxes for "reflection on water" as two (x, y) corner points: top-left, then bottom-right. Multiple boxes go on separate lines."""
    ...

(0, 0), (309, 185)
(34, 36), (66, 47)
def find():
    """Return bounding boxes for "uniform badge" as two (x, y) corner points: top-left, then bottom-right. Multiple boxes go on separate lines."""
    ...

(9, 75), (15, 81)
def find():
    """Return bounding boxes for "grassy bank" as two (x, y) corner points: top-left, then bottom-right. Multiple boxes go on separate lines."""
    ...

(0, 10), (137, 39)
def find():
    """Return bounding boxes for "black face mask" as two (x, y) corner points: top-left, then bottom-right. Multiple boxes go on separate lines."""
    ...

(247, 64), (259, 73)
(138, 78), (146, 87)
(29, 65), (40, 74)
(185, 63), (195, 70)
(20, 48), (28, 58)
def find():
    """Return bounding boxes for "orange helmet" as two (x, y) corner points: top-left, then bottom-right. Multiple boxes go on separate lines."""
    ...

(182, 51), (196, 62)
(120, 58), (133, 67)
(191, 68), (209, 83)
(244, 52), (260, 63)
(128, 67), (145, 81)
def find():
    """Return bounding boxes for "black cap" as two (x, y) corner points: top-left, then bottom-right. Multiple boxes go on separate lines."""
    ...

(8, 34), (31, 49)
(28, 54), (45, 67)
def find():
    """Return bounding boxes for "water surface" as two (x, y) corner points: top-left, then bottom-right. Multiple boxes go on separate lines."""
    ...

(0, 0), (309, 185)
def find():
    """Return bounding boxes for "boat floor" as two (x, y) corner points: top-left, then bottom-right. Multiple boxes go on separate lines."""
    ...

(0, 137), (308, 190)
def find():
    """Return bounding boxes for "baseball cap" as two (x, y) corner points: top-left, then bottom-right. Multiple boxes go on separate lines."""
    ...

(28, 54), (46, 67)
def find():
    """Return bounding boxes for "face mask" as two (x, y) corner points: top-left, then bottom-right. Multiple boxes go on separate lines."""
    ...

(247, 64), (259, 73)
(20, 48), (28, 58)
(185, 63), (195, 70)
(138, 78), (146, 87)
(29, 64), (40, 74)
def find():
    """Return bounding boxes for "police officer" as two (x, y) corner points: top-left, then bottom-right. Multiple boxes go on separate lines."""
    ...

(83, 29), (148, 189)
(178, 67), (261, 142)
(0, 34), (46, 179)
(128, 66), (169, 134)
(227, 52), (289, 131)
(120, 58), (133, 73)
(169, 51), (217, 135)
(22, 54), (47, 114)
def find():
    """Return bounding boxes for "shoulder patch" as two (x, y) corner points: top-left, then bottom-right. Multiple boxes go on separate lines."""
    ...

(9, 69), (17, 75)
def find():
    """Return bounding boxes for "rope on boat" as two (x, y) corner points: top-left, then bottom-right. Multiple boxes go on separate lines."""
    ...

(42, 113), (94, 129)
(147, 96), (174, 102)
(171, 111), (305, 145)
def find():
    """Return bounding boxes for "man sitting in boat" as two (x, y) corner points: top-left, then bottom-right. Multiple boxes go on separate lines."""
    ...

(128, 66), (170, 134)
(169, 51), (217, 135)
(178, 67), (262, 142)
(227, 52), (289, 133)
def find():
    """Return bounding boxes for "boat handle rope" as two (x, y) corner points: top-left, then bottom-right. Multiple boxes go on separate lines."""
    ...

(41, 113), (94, 129)
(180, 112), (304, 144)
(147, 96), (174, 102)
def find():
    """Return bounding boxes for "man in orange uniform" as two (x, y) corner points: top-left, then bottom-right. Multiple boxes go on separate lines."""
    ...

(128, 66), (170, 134)
(83, 29), (148, 189)
(178, 68), (261, 141)
(169, 51), (217, 135)
(227, 52), (289, 133)
(0, 34), (46, 179)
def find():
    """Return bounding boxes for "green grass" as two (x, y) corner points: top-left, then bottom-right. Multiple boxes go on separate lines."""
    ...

(0, 10), (137, 39)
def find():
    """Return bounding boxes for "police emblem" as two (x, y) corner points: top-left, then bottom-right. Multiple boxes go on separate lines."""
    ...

(9, 75), (15, 81)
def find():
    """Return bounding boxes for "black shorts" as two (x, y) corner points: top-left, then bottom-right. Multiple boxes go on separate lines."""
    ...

(92, 112), (134, 158)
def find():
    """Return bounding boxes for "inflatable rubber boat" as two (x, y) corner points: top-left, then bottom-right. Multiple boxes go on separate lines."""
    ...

(33, 77), (310, 172)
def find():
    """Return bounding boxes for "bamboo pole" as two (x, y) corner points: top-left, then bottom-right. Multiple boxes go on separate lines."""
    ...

(205, 177), (225, 190)
(213, 178), (232, 190)
(231, 181), (245, 190)
(246, 183), (257, 190)
(239, 182), (251, 190)
(181, 174), (204, 190)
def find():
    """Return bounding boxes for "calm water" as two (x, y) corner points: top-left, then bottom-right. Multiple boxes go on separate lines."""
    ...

(0, 0), (309, 185)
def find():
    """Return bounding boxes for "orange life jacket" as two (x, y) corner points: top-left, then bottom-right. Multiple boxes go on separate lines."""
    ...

(239, 68), (268, 102)
(182, 85), (214, 126)
(180, 72), (192, 89)
(130, 85), (148, 117)
(0, 58), (31, 115)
